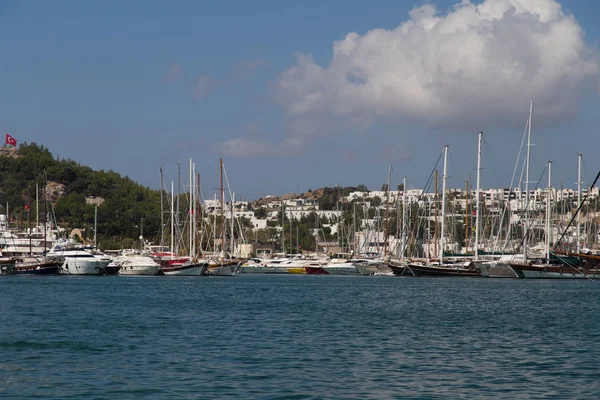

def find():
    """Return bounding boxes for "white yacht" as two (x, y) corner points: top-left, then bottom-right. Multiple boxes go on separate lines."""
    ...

(113, 250), (161, 276)
(47, 243), (111, 275)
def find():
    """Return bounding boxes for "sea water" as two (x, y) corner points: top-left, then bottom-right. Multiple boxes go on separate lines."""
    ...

(0, 275), (598, 399)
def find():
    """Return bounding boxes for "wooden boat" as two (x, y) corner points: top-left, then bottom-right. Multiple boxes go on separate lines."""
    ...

(5, 257), (61, 275)
(405, 262), (480, 277)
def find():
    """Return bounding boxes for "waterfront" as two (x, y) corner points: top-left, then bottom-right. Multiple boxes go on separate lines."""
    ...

(1, 275), (599, 399)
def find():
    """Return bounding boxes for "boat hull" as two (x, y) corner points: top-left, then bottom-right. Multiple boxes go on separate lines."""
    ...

(486, 262), (518, 278)
(286, 267), (306, 274)
(323, 265), (358, 275)
(162, 262), (208, 276)
(388, 264), (408, 276)
(9, 261), (61, 275)
(62, 259), (111, 275)
(355, 264), (380, 276)
(207, 263), (238, 276)
(509, 263), (600, 279)
(239, 265), (290, 274)
(405, 264), (480, 277)
(304, 266), (327, 275)
(118, 265), (160, 276)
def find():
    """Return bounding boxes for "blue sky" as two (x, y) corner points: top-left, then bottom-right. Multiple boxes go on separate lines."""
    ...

(1, 0), (599, 200)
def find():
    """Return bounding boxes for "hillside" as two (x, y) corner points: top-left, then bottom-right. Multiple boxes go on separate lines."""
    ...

(0, 143), (162, 249)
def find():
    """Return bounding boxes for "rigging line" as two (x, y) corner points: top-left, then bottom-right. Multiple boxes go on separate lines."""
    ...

(499, 165), (548, 255)
(553, 170), (600, 250)
(493, 116), (530, 250)
(551, 253), (597, 281)
(404, 149), (443, 254)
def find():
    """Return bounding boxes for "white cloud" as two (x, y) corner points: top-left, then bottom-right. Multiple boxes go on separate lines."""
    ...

(213, 137), (279, 157)
(167, 62), (183, 81)
(276, 0), (600, 130)
(193, 75), (212, 98)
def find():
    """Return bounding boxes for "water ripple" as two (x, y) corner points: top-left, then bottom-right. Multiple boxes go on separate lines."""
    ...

(0, 275), (599, 398)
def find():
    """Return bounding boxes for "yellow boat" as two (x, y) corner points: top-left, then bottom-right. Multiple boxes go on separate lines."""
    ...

(286, 267), (306, 274)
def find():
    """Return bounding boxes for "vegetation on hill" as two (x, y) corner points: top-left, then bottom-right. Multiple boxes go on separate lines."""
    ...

(0, 143), (162, 249)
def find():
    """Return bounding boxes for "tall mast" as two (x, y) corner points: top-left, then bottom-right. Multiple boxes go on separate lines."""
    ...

(197, 172), (202, 256)
(281, 201), (285, 253)
(439, 145), (448, 263)
(220, 158), (225, 255)
(94, 204), (98, 248)
(465, 179), (469, 254)
(159, 165), (164, 250)
(352, 202), (356, 253)
(189, 158), (193, 259)
(402, 176), (407, 260)
(546, 160), (552, 261)
(577, 153), (582, 252)
(36, 183), (39, 228)
(475, 131), (482, 260)
(434, 169), (438, 258)
(171, 181), (174, 258)
(192, 162), (196, 258)
(524, 100), (533, 261)
(43, 172), (47, 252)
(231, 192), (235, 255)
(384, 163), (391, 257)
(28, 186), (32, 255)
(176, 163), (181, 255)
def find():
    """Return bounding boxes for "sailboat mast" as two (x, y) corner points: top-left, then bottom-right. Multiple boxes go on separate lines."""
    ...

(475, 131), (482, 260)
(577, 153), (582, 252)
(352, 202), (356, 253)
(231, 192), (235, 256)
(36, 183), (39, 228)
(546, 160), (552, 261)
(524, 100), (533, 261)
(402, 176), (407, 260)
(434, 169), (438, 258)
(189, 158), (193, 259)
(220, 158), (225, 254)
(197, 172), (202, 256)
(384, 163), (391, 257)
(192, 162), (197, 258)
(94, 204), (98, 248)
(439, 145), (448, 263)
(176, 163), (180, 254)
(465, 179), (469, 254)
(281, 201), (284, 253)
(160, 165), (164, 250)
(43, 172), (47, 252)
(171, 181), (174, 258)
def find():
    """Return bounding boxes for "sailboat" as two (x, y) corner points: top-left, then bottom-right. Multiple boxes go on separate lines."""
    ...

(161, 160), (209, 276)
(510, 164), (600, 279)
(485, 101), (536, 278)
(205, 159), (238, 276)
(404, 145), (480, 277)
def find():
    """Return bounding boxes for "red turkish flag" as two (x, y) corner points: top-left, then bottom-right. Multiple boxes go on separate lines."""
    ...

(5, 133), (17, 146)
